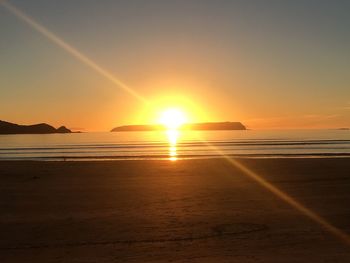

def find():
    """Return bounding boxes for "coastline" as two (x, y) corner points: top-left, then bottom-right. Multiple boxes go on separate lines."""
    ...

(1, 158), (350, 262)
(1, 153), (350, 162)
(1, 130), (349, 161)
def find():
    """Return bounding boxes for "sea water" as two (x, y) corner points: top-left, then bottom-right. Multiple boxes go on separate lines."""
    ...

(0, 130), (349, 161)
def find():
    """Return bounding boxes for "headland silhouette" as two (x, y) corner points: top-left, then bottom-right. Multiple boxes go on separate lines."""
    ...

(111, 121), (246, 132)
(0, 120), (71, 134)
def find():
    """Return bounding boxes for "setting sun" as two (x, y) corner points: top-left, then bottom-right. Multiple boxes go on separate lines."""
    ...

(159, 108), (188, 130)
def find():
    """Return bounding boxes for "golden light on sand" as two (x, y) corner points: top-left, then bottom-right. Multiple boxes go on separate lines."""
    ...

(159, 108), (188, 130)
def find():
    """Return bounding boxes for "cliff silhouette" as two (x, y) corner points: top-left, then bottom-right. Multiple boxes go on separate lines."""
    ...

(0, 120), (71, 134)
(111, 122), (246, 132)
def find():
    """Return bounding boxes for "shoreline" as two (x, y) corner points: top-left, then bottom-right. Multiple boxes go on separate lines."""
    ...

(1, 153), (350, 162)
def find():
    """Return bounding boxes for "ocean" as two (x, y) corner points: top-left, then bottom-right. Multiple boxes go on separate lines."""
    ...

(0, 130), (349, 161)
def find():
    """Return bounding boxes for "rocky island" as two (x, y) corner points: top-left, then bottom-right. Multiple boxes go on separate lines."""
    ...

(0, 120), (71, 134)
(111, 121), (246, 132)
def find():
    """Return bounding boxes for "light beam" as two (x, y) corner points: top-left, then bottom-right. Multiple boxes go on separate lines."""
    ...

(199, 138), (350, 247)
(1, 0), (147, 104)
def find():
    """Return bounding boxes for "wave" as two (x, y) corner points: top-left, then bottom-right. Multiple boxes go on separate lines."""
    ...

(0, 131), (349, 161)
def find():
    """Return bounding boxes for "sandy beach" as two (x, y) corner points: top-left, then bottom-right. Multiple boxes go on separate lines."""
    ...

(1, 158), (350, 262)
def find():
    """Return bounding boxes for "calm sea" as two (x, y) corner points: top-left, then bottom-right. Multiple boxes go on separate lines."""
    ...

(0, 130), (349, 161)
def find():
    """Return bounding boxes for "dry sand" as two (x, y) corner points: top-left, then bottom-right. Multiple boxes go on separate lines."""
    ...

(0, 158), (350, 262)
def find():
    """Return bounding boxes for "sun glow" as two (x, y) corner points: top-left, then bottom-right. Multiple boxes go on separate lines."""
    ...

(159, 108), (188, 130)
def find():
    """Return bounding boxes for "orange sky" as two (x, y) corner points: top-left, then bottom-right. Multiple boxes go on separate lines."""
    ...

(0, 1), (349, 131)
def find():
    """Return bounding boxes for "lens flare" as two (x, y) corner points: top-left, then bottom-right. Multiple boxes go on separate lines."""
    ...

(1, 1), (147, 104)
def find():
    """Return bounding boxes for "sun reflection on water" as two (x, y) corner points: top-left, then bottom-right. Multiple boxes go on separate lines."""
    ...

(166, 129), (180, 161)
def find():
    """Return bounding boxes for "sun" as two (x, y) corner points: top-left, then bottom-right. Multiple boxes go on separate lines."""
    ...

(159, 108), (188, 130)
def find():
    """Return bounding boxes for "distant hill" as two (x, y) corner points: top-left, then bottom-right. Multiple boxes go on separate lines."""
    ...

(112, 124), (164, 132)
(0, 120), (71, 134)
(111, 122), (246, 132)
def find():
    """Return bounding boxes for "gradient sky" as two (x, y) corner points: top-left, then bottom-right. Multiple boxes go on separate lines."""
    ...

(1, 0), (349, 131)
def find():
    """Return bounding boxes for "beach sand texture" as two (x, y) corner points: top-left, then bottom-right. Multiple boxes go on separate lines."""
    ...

(0, 158), (350, 262)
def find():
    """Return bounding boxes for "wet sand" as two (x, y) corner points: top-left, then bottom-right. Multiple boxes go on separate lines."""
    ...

(0, 158), (350, 262)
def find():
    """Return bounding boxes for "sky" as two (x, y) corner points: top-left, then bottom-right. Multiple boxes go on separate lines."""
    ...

(0, 0), (349, 131)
